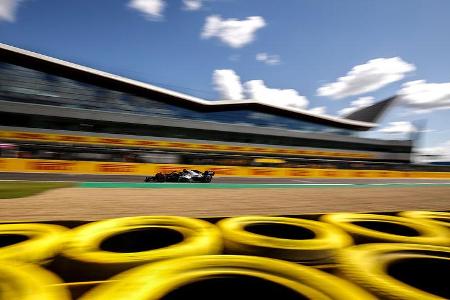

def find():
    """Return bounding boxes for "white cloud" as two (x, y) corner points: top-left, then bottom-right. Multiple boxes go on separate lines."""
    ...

(128, 0), (165, 20)
(201, 15), (266, 48)
(338, 96), (375, 116)
(183, 0), (202, 10)
(415, 140), (450, 163)
(378, 121), (417, 134)
(0, 0), (23, 22)
(397, 80), (450, 111)
(213, 69), (244, 100)
(309, 106), (326, 115)
(317, 57), (415, 99)
(256, 52), (281, 65)
(255, 53), (267, 60)
(245, 80), (309, 109)
(212, 69), (309, 109)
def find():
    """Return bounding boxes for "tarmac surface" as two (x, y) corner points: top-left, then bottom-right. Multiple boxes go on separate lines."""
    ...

(0, 172), (449, 184)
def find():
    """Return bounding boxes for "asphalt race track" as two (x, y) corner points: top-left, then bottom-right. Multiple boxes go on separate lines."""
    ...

(0, 172), (449, 184)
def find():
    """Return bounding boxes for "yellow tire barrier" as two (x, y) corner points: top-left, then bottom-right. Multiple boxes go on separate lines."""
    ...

(0, 223), (67, 263)
(59, 216), (222, 280)
(0, 260), (70, 300)
(321, 213), (450, 246)
(217, 216), (353, 263)
(399, 211), (450, 229)
(337, 243), (450, 300)
(80, 255), (376, 300)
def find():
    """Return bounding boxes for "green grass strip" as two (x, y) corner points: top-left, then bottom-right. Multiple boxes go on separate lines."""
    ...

(0, 181), (75, 199)
(78, 182), (450, 189)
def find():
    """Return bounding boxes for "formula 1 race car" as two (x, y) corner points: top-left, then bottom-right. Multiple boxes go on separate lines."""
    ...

(145, 169), (215, 183)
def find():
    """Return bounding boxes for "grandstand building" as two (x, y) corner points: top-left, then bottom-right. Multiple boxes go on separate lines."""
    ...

(0, 43), (412, 168)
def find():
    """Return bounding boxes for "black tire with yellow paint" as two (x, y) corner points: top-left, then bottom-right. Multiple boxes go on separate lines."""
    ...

(217, 216), (353, 264)
(321, 213), (449, 245)
(337, 243), (450, 300)
(80, 255), (376, 300)
(399, 211), (450, 229)
(0, 223), (67, 264)
(59, 216), (222, 280)
(0, 260), (70, 300)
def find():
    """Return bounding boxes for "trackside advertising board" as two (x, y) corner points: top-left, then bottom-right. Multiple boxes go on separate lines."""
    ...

(1, 158), (449, 179)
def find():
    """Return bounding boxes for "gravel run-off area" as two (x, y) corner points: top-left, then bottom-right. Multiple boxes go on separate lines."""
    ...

(0, 186), (449, 221)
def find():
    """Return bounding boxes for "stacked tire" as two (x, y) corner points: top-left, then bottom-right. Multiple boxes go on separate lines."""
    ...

(337, 243), (450, 300)
(0, 260), (71, 300)
(81, 255), (375, 300)
(0, 223), (67, 263)
(216, 216), (353, 264)
(399, 211), (450, 229)
(0, 223), (69, 300)
(1, 211), (449, 299)
(320, 212), (450, 300)
(320, 213), (449, 246)
(55, 216), (223, 280)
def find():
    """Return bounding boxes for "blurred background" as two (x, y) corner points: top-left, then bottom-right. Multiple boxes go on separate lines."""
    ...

(1, 0), (450, 178)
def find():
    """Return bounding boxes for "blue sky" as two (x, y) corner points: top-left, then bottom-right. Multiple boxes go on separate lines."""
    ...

(1, 0), (449, 158)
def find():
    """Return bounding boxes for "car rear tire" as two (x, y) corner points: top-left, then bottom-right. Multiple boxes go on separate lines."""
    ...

(202, 175), (212, 183)
(155, 173), (165, 182)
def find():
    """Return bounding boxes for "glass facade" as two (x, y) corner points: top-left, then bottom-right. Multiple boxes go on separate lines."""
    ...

(0, 110), (412, 154)
(0, 62), (354, 135)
